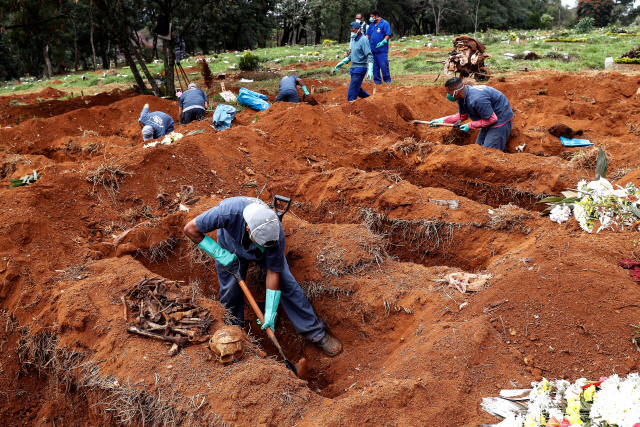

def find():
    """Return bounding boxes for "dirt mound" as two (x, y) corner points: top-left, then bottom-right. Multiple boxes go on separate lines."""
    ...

(0, 71), (639, 427)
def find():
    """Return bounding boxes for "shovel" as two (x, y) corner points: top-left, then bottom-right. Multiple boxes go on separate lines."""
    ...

(413, 119), (461, 128)
(224, 264), (308, 379)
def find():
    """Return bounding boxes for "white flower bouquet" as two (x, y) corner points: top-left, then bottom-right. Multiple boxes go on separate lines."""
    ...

(482, 375), (640, 427)
(143, 132), (184, 148)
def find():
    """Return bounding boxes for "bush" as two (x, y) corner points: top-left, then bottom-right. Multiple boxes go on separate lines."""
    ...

(322, 39), (336, 46)
(526, 12), (542, 30)
(541, 14), (554, 29)
(575, 16), (596, 33)
(238, 52), (260, 71)
(577, 0), (613, 27)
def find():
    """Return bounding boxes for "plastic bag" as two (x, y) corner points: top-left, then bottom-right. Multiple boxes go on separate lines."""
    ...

(237, 87), (270, 111)
(212, 104), (237, 131)
(560, 137), (593, 147)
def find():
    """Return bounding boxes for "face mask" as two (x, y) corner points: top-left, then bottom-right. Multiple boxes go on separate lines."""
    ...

(356, 19), (361, 23)
(350, 32), (357, 39)
(446, 93), (456, 102)
(370, 17), (375, 23)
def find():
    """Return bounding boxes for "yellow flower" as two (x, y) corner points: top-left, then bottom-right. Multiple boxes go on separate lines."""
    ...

(567, 399), (581, 415)
(583, 385), (596, 402)
(567, 412), (582, 425)
(540, 415), (546, 426)
(541, 378), (552, 392)
(524, 414), (537, 427)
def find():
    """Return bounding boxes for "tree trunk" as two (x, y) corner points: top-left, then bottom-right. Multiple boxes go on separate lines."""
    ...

(106, 39), (111, 69)
(43, 42), (53, 78)
(281, 23), (291, 46)
(120, 42), (148, 93)
(73, 22), (79, 71)
(163, 38), (176, 96)
(90, 0), (98, 71)
(315, 22), (322, 44)
(152, 36), (158, 59)
(130, 35), (162, 95)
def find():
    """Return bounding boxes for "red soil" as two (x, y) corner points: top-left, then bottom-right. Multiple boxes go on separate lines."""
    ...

(0, 71), (639, 426)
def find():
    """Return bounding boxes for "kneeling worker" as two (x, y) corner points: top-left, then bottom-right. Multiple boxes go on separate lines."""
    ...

(431, 77), (513, 151)
(183, 197), (342, 357)
(178, 83), (208, 124)
(139, 103), (174, 141)
(333, 22), (373, 101)
(275, 75), (310, 103)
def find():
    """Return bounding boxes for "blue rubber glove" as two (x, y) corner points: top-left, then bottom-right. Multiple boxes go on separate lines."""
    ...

(376, 39), (388, 49)
(429, 118), (445, 127)
(366, 63), (373, 82)
(261, 289), (281, 332)
(334, 57), (350, 72)
(302, 85), (310, 96)
(198, 235), (237, 266)
(459, 123), (470, 132)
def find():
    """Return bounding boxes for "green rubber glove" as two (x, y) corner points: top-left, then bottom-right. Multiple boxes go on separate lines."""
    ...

(261, 289), (281, 332)
(366, 63), (374, 81)
(429, 118), (445, 127)
(459, 123), (470, 132)
(302, 85), (310, 96)
(334, 57), (350, 71)
(198, 235), (237, 266)
(376, 39), (388, 49)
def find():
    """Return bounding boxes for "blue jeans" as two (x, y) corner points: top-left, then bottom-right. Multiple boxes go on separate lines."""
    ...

(475, 120), (513, 152)
(215, 256), (325, 342)
(348, 69), (370, 101)
(372, 51), (391, 84)
(275, 90), (300, 103)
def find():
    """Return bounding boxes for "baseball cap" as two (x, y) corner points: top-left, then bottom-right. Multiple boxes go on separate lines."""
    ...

(141, 125), (154, 141)
(243, 203), (280, 247)
(188, 83), (197, 90)
(350, 22), (361, 29)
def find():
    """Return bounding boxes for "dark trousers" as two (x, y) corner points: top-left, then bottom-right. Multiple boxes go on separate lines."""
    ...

(475, 121), (513, 152)
(182, 108), (205, 124)
(215, 257), (325, 342)
(348, 70), (370, 102)
(372, 51), (391, 84)
(274, 90), (300, 103)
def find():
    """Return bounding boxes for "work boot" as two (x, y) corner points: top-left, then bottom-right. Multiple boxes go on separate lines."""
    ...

(314, 333), (342, 357)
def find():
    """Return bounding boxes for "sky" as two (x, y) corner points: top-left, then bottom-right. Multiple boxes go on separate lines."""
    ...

(562, 0), (578, 8)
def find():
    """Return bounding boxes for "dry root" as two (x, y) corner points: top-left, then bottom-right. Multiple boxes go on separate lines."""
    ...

(488, 204), (532, 234)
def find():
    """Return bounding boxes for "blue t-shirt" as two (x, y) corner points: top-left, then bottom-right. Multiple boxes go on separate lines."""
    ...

(457, 85), (514, 127)
(366, 18), (391, 53)
(195, 197), (286, 273)
(348, 34), (373, 69)
(138, 108), (174, 138)
(278, 75), (298, 95)
(179, 88), (208, 112)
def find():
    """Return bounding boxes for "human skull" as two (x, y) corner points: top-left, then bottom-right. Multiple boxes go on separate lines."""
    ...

(209, 325), (244, 364)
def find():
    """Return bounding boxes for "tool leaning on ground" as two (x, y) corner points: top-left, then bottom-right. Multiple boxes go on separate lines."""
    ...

(221, 195), (308, 378)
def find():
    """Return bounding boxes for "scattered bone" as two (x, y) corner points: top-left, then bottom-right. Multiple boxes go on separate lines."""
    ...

(429, 199), (459, 210)
(446, 272), (492, 293)
(515, 143), (526, 153)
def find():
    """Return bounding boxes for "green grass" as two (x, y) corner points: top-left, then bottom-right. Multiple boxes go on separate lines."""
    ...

(3, 27), (640, 97)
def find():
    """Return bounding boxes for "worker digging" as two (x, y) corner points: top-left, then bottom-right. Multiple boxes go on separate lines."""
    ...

(274, 75), (310, 103)
(178, 83), (208, 124)
(333, 22), (374, 102)
(183, 197), (342, 358)
(138, 102), (175, 141)
(427, 76), (514, 152)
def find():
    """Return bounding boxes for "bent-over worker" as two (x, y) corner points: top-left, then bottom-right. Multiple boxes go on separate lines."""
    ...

(183, 197), (342, 357)
(366, 9), (392, 84)
(178, 83), (208, 124)
(431, 77), (514, 151)
(333, 22), (373, 102)
(138, 103), (174, 141)
(274, 75), (310, 103)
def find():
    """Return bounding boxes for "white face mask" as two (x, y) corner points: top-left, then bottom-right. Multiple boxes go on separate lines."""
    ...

(355, 19), (361, 23)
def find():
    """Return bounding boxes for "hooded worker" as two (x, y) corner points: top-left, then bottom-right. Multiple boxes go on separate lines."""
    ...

(138, 103), (174, 142)
(430, 77), (514, 151)
(183, 197), (342, 357)
(274, 75), (309, 103)
(366, 9), (392, 84)
(333, 22), (373, 102)
(178, 83), (208, 124)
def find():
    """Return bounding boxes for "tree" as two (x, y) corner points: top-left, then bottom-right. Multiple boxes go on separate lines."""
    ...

(540, 13), (554, 29)
(426, 0), (453, 34)
(526, 11), (542, 29)
(577, 0), (614, 27)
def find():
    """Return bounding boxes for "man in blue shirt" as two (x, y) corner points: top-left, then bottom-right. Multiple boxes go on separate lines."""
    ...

(183, 197), (342, 357)
(178, 83), (208, 124)
(274, 75), (310, 103)
(366, 9), (392, 84)
(430, 77), (514, 151)
(138, 103), (174, 141)
(333, 22), (374, 101)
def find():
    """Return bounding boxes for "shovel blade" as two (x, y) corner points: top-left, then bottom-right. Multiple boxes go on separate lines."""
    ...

(284, 357), (309, 380)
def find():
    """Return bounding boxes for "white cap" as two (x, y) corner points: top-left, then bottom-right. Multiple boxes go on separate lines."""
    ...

(242, 203), (280, 247)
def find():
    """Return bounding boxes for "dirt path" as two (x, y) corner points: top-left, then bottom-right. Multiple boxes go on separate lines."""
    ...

(0, 71), (639, 426)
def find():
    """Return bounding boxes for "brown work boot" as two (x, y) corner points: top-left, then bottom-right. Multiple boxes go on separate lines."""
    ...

(314, 333), (342, 357)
